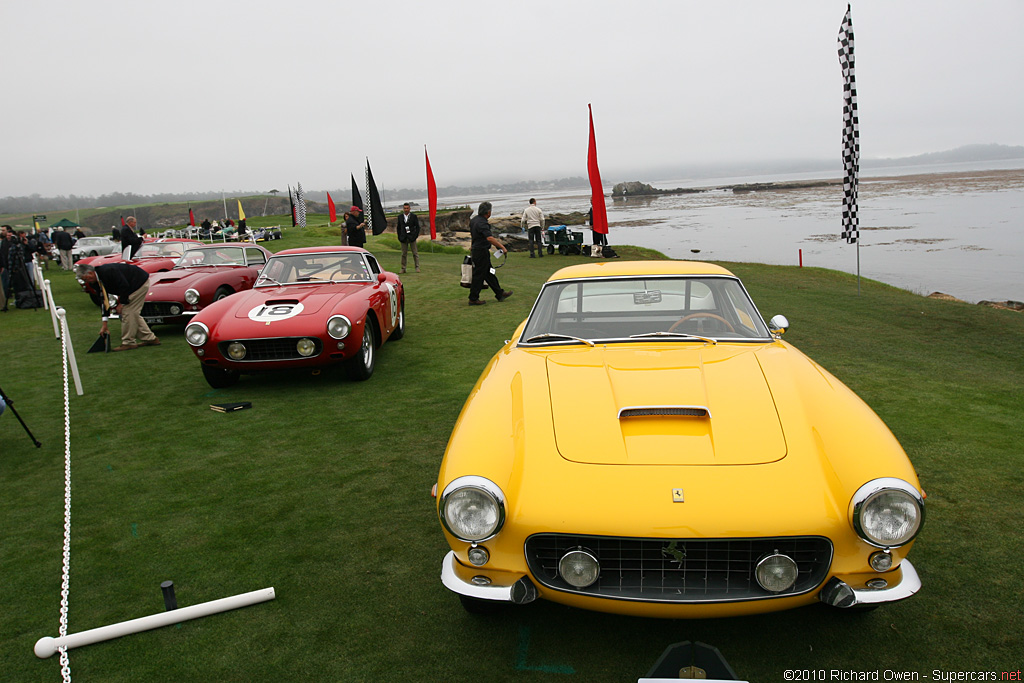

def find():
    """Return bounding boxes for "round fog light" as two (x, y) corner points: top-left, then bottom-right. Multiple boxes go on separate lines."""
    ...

(558, 549), (600, 588)
(869, 550), (893, 572)
(169, 304), (182, 315)
(755, 553), (798, 593)
(227, 342), (246, 360)
(467, 546), (489, 566)
(296, 338), (316, 357)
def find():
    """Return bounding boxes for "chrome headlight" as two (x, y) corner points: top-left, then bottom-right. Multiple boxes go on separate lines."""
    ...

(184, 288), (200, 305)
(185, 322), (209, 346)
(852, 478), (925, 548)
(439, 476), (505, 542)
(296, 338), (316, 357)
(559, 549), (600, 588)
(755, 553), (798, 593)
(327, 315), (351, 340)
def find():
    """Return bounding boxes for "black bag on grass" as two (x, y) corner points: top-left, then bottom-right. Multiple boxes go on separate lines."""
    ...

(15, 289), (44, 309)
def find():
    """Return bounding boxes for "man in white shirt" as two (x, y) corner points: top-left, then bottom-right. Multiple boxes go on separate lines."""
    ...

(521, 198), (545, 258)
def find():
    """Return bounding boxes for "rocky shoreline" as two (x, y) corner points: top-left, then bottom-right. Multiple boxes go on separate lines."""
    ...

(927, 292), (1024, 312)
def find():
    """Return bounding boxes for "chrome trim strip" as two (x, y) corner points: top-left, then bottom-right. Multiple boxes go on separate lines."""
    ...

(819, 560), (921, 608)
(618, 405), (711, 419)
(440, 551), (537, 604)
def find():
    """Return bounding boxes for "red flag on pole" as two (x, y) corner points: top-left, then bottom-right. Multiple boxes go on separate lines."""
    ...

(327, 191), (337, 224)
(587, 103), (609, 236)
(425, 146), (437, 240)
(189, 206), (196, 227)
(120, 215), (125, 227)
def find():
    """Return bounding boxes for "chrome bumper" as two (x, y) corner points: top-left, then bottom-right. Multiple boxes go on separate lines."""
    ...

(819, 560), (921, 608)
(440, 551), (537, 604)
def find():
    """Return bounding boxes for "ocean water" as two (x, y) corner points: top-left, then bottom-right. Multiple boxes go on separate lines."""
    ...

(439, 161), (1024, 304)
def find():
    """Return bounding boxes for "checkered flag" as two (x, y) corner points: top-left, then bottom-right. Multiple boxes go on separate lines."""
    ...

(838, 4), (859, 244)
(295, 182), (307, 228)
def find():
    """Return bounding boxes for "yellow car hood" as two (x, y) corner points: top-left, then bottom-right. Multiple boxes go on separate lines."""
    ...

(546, 345), (786, 465)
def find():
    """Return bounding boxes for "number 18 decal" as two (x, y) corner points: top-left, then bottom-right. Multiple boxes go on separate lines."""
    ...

(248, 302), (304, 322)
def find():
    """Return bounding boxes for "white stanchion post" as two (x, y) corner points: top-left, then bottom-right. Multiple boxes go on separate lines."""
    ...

(56, 309), (84, 396)
(34, 587), (276, 658)
(45, 280), (60, 338)
(41, 275), (51, 311)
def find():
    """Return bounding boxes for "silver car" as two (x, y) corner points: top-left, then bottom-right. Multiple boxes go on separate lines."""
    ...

(71, 236), (120, 261)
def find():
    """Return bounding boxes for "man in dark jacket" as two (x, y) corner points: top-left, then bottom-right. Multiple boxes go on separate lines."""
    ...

(468, 201), (512, 306)
(396, 203), (420, 273)
(345, 206), (367, 248)
(78, 262), (160, 351)
(0, 226), (13, 311)
(120, 216), (144, 258)
(52, 227), (75, 270)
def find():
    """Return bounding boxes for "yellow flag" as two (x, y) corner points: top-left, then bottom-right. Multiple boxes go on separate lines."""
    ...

(237, 200), (246, 221)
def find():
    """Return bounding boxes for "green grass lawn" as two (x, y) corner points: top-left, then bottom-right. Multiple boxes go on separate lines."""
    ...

(2, 224), (1022, 681)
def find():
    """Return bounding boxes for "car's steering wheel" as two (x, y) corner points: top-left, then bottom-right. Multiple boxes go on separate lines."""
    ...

(668, 313), (736, 334)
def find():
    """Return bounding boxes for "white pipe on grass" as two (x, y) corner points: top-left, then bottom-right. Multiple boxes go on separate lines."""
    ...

(35, 587), (276, 658)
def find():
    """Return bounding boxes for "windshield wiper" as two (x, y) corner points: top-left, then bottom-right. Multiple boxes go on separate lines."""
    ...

(629, 331), (717, 345)
(523, 333), (596, 347)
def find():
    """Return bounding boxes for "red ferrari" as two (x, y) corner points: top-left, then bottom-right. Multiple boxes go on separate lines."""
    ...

(76, 239), (203, 305)
(142, 243), (272, 325)
(185, 247), (405, 388)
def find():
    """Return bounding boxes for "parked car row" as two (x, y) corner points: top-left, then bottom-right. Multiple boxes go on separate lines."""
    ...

(73, 248), (924, 622)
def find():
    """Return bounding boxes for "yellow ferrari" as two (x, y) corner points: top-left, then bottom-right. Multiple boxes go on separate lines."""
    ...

(435, 261), (924, 618)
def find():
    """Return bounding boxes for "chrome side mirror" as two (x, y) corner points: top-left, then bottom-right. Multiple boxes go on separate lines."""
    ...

(768, 315), (789, 337)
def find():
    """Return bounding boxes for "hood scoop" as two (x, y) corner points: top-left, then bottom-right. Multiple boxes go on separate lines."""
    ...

(546, 346), (786, 466)
(264, 299), (300, 305)
(619, 406), (710, 419)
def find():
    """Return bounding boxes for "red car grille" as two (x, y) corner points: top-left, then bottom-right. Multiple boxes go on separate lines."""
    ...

(218, 337), (323, 361)
(524, 534), (832, 602)
(142, 302), (181, 317)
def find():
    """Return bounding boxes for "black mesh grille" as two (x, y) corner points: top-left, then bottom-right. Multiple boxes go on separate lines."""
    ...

(218, 337), (323, 361)
(524, 534), (832, 603)
(620, 407), (708, 418)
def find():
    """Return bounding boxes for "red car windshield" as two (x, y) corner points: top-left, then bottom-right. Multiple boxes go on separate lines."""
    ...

(256, 253), (371, 285)
(137, 242), (194, 258)
(176, 247), (246, 268)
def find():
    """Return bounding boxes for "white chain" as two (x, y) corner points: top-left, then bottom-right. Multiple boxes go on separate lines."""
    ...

(58, 314), (73, 683)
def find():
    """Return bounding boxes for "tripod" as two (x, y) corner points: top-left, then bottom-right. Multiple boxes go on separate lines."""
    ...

(0, 384), (42, 448)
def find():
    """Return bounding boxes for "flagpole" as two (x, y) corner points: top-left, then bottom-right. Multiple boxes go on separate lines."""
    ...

(222, 191), (227, 221)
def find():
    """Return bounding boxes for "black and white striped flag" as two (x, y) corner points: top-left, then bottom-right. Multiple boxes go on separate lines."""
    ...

(838, 4), (859, 244)
(295, 182), (307, 228)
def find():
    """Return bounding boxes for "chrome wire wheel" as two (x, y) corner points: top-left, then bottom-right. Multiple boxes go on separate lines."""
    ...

(360, 324), (374, 372)
(345, 319), (377, 381)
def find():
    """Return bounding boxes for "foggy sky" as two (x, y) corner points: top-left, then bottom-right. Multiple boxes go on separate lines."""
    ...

(3, 0), (1022, 197)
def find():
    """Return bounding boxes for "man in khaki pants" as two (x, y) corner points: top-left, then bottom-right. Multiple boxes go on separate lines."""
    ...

(78, 262), (160, 351)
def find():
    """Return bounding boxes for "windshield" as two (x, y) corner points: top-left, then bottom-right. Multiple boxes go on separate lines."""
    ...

(255, 252), (371, 286)
(176, 247), (246, 268)
(519, 276), (771, 344)
(137, 242), (193, 258)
